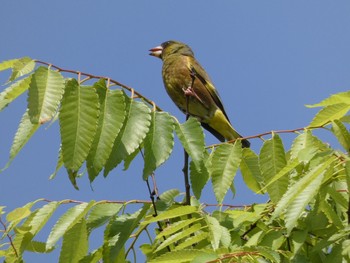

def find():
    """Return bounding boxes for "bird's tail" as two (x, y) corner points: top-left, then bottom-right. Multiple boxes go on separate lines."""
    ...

(207, 110), (250, 148)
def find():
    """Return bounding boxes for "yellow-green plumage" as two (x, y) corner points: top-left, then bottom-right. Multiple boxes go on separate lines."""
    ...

(150, 40), (250, 147)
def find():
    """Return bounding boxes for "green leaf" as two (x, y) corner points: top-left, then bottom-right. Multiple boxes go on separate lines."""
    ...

(290, 130), (327, 160)
(209, 141), (242, 203)
(259, 133), (288, 203)
(142, 206), (197, 225)
(59, 79), (99, 173)
(49, 147), (63, 179)
(271, 156), (336, 234)
(174, 117), (206, 171)
(204, 215), (222, 250)
(8, 57), (35, 82)
(174, 232), (208, 251)
(79, 248), (103, 263)
(190, 150), (210, 200)
(86, 203), (123, 230)
(0, 58), (19, 72)
(4, 110), (40, 170)
(87, 80), (126, 182)
(26, 202), (60, 236)
(309, 103), (350, 127)
(6, 207), (31, 223)
(104, 98), (151, 176)
(240, 148), (264, 193)
(156, 217), (201, 239)
(59, 218), (88, 263)
(103, 204), (150, 262)
(259, 158), (300, 193)
(306, 91), (350, 108)
(28, 67), (65, 124)
(46, 201), (95, 249)
(148, 250), (210, 263)
(332, 120), (350, 151)
(155, 223), (202, 252)
(143, 111), (174, 179)
(0, 75), (32, 111)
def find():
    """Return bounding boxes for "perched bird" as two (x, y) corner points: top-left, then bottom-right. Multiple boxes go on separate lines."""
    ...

(149, 40), (250, 148)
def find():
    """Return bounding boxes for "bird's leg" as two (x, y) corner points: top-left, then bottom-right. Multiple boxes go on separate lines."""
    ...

(182, 66), (205, 105)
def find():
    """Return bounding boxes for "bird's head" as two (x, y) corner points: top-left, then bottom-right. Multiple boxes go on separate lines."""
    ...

(149, 40), (194, 60)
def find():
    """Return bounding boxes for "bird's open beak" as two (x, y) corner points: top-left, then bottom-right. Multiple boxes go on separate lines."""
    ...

(149, 45), (163, 58)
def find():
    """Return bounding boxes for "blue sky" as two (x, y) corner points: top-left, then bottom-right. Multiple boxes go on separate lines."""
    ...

(1, 1), (350, 261)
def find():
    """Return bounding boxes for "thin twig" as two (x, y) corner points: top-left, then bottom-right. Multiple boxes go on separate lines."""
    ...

(207, 125), (326, 148)
(0, 217), (18, 258)
(35, 60), (162, 111)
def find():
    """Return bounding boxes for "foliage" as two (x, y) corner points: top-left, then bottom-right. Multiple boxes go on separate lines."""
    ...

(1, 57), (350, 262)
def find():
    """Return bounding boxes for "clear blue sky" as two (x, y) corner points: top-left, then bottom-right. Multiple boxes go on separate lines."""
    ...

(1, 1), (350, 262)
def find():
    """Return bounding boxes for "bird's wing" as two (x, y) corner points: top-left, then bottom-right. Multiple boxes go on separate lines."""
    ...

(186, 59), (231, 122)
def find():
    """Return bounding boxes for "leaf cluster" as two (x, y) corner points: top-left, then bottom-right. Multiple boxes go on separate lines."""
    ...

(1, 58), (350, 262)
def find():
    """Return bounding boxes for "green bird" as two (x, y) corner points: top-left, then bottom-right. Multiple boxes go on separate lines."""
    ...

(149, 40), (250, 148)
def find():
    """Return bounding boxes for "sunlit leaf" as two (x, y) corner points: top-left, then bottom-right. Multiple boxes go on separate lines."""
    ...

(59, 79), (99, 174)
(240, 148), (264, 193)
(0, 75), (31, 111)
(143, 111), (174, 179)
(306, 91), (350, 108)
(87, 80), (126, 182)
(332, 120), (350, 151)
(4, 110), (40, 169)
(8, 57), (35, 82)
(309, 103), (350, 127)
(59, 218), (88, 263)
(259, 133), (287, 203)
(209, 141), (242, 203)
(28, 67), (65, 124)
(46, 201), (95, 249)
(174, 117), (206, 171)
(104, 98), (151, 176)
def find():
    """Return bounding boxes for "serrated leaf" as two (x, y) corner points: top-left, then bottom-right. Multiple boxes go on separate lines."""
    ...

(240, 148), (264, 193)
(155, 223), (202, 252)
(104, 98), (151, 176)
(209, 141), (242, 203)
(0, 58), (19, 72)
(86, 203), (123, 230)
(87, 80), (126, 182)
(142, 206), (197, 225)
(59, 218), (88, 263)
(156, 217), (201, 239)
(0, 75), (31, 111)
(46, 201), (95, 249)
(6, 207), (31, 222)
(259, 158), (300, 193)
(306, 91), (350, 108)
(174, 117), (206, 171)
(59, 79), (99, 174)
(148, 250), (210, 263)
(332, 120), (350, 151)
(7, 57), (35, 82)
(271, 156), (336, 234)
(143, 111), (174, 179)
(309, 103), (350, 127)
(25, 241), (54, 253)
(174, 232), (208, 251)
(28, 67), (65, 124)
(259, 133), (288, 203)
(49, 147), (63, 180)
(4, 110), (40, 170)
(290, 130), (327, 160)
(103, 204), (150, 262)
(190, 150), (210, 199)
(26, 202), (59, 236)
(205, 215), (222, 250)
